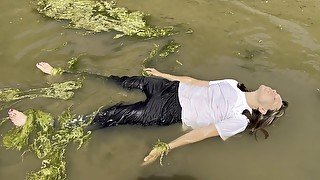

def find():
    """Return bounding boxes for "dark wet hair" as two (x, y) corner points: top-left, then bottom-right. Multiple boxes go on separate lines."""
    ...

(237, 83), (289, 140)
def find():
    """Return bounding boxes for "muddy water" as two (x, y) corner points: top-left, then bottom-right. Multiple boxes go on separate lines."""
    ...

(0, 0), (319, 179)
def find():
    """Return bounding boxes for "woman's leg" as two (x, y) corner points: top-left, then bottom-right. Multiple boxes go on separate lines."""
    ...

(36, 62), (182, 129)
(36, 62), (170, 98)
(89, 101), (149, 129)
(88, 80), (182, 130)
(107, 76), (171, 99)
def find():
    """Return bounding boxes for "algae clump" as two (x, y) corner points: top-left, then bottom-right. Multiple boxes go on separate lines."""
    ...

(158, 40), (181, 58)
(36, 0), (175, 38)
(2, 108), (98, 180)
(152, 139), (170, 166)
(0, 80), (82, 103)
(141, 40), (181, 76)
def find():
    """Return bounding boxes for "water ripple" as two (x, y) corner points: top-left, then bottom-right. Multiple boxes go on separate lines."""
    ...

(232, 0), (320, 51)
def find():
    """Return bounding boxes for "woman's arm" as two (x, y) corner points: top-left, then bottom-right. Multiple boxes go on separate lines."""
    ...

(144, 68), (209, 87)
(168, 124), (219, 149)
(142, 124), (219, 166)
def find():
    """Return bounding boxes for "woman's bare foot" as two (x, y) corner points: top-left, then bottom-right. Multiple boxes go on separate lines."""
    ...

(8, 109), (27, 127)
(36, 62), (53, 75)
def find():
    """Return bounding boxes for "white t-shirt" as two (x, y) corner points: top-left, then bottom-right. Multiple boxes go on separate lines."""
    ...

(178, 79), (252, 140)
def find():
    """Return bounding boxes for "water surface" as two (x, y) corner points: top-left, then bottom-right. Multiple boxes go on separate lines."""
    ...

(0, 0), (319, 179)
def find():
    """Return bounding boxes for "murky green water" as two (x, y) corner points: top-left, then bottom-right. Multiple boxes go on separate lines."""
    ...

(1, 0), (319, 179)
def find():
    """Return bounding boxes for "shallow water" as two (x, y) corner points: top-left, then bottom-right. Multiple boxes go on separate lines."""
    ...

(0, 0), (319, 179)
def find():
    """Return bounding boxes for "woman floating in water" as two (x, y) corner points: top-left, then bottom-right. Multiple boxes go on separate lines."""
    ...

(8, 62), (288, 165)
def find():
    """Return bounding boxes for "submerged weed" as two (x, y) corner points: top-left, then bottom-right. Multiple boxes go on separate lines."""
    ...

(1, 108), (99, 180)
(36, 0), (175, 38)
(0, 80), (82, 104)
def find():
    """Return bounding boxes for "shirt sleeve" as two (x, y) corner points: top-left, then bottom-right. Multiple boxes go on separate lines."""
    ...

(214, 117), (248, 141)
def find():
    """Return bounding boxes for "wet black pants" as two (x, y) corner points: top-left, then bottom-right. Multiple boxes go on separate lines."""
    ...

(90, 76), (182, 129)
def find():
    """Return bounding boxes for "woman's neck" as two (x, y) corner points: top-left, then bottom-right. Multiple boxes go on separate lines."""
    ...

(244, 91), (259, 109)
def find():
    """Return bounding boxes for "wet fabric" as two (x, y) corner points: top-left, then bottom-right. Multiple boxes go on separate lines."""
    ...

(89, 76), (182, 129)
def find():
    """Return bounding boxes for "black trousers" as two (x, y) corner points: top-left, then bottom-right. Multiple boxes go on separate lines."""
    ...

(89, 76), (182, 129)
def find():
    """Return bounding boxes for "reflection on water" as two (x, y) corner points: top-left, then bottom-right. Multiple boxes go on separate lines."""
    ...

(0, 0), (319, 180)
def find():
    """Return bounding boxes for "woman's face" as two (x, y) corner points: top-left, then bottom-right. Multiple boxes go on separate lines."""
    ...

(256, 85), (283, 111)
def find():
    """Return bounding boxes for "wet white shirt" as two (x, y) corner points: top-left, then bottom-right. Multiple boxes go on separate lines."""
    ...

(178, 79), (252, 140)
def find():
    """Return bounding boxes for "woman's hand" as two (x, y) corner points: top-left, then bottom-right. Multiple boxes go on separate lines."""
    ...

(143, 68), (163, 77)
(141, 148), (162, 166)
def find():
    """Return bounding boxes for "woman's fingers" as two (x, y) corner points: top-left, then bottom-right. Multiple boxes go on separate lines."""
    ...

(141, 158), (156, 166)
(143, 69), (154, 76)
(144, 150), (158, 161)
(143, 151), (154, 161)
(143, 155), (151, 162)
(142, 155), (157, 166)
(143, 68), (160, 76)
(142, 149), (161, 166)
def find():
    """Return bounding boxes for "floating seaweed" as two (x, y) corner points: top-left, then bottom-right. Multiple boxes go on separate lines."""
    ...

(50, 67), (64, 75)
(3, 110), (54, 151)
(67, 54), (86, 70)
(0, 80), (82, 103)
(141, 44), (159, 76)
(1, 107), (100, 180)
(158, 40), (181, 58)
(67, 57), (80, 70)
(0, 80), (82, 111)
(141, 40), (181, 76)
(36, 0), (175, 38)
(141, 44), (159, 69)
(41, 41), (69, 52)
(152, 139), (170, 166)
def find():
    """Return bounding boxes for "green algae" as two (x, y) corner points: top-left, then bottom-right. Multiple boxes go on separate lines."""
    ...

(41, 41), (69, 52)
(1, 108), (99, 180)
(50, 67), (64, 75)
(0, 80), (82, 103)
(152, 139), (170, 166)
(67, 57), (80, 70)
(36, 0), (175, 38)
(3, 110), (54, 151)
(158, 40), (181, 58)
(141, 44), (159, 76)
(141, 40), (181, 76)
(0, 88), (21, 102)
(46, 54), (85, 76)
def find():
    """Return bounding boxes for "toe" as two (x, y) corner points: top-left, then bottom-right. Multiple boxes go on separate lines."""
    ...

(8, 111), (14, 116)
(37, 62), (44, 67)
(11, 109), (19, 114)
